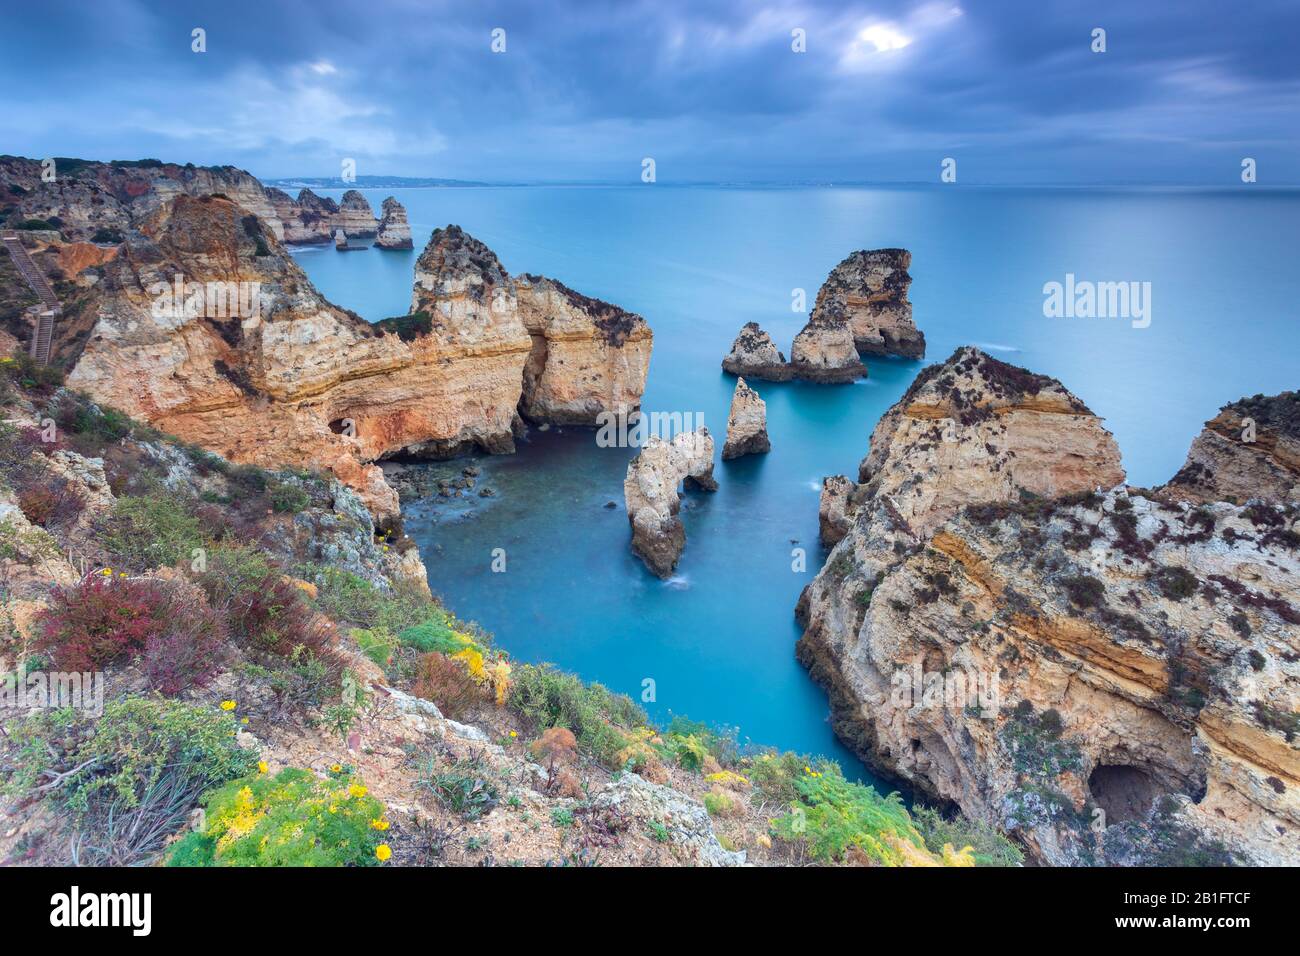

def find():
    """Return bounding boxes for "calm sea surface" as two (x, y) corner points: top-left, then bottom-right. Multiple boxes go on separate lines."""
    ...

(295, 184), (1299, 783)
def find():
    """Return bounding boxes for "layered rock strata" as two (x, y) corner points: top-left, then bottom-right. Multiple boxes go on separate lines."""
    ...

(1163, 391), (1300, 505)
(54, 200), (650, 519)
(721, 322), (792, 381)
(515, 273), (653, 424)
(796, 347), (1299, 866)
(374, 197), (414, 250)
(818, 475), (858, 547)
(722, 378), (770, 460)
(811, 248), (924, 358)
(334, 190), (379, 238)
(624, 428), (717, 577)
(266, 187), (337, 244)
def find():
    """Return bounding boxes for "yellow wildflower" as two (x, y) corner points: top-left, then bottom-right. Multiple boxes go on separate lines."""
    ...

(375, 844), (391, 862)
(330, 763), (343, 773)
(347, 783), (368, 798)
(370, 818), (389, 831)
(508, 730), (517, 738)
(220, 700), (237, 711)
(258, 761), (268, 774)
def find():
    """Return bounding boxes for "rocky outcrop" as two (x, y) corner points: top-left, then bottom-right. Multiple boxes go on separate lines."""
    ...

(267, 187), (337, 245)
(818, 475), (858, 547)
(515, 274), (652, 424)
(334, 229), (350, 250)
(0, 155), (285, 242)
(624, 428), (717, 577)
(812, 248), (924, 359)
(374, 197), (413, 250)
(789, 314), (866, 383)
(722, 378), (770, 460)
(796, 346), (1299, 866)
(721, 322), (792, 381)
(404, 225), (532, 457)
(1163, 391), (1300, 505)
(334, 190), (379, 238)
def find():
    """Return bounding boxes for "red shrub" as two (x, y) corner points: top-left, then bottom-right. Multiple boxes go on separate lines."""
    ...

(36, 574), (225, 694)
(16, 476), (85, 529)
(200, 568), (343, 681)
(412, 652), (481, 718)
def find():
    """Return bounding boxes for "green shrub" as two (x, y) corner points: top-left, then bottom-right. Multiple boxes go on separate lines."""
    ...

(268, 481), (310, 514)
(4, 697), (255, 865)
(768, 764), (935, 864)
(99, 495), (205, 571)
(911, 805), (1024, 867)
(168, 768), (388, 867)
(507, 663), (648, 767)
(308, 565), (431, 632)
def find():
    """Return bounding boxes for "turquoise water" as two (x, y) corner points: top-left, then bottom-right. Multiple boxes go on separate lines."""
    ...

(295, 185), (1299, 784)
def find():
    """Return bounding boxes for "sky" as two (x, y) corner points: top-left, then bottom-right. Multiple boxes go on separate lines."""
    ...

(2, 0), (1298, 184)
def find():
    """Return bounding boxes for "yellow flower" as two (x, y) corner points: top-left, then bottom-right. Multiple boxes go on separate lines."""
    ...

(258, 761), (268, 774)
(508, 731), (517, 738)
(347, 783), (368, 798)
(100, 568), (112, 577)
(241, 717), (249, 724)
(220, 700), (237, 711)
(375, 844), (391, 862)
(330, 763), (343, 773)
(328, 805), (338, 814)
(370, 818), (389, 831)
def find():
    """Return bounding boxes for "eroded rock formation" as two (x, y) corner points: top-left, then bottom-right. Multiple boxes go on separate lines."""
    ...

(789, 314), (866, 384)
(796, 347), (1299, 865)
(722, 378), (770, 460)
(375, 197), (414, 250)
(818, 475), (858, 547)
(721, 322), (792, 381)
(811, 248), (924, 359)
(52, 200), (651, 520)
(515, 274), (652, 424)
(624, 428), (717, 577)
(267, 187), (337, 244)
(1163, 391), (1300, 505)
(334, 190), (379, 238)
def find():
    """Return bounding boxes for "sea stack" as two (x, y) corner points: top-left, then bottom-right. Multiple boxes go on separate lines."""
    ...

(789, 313), (867, 383)
(375, 196), (414, 250)
(333, 228), (349, 250)
(514, 273), (653, 424)
(624, 428), (717, 577)
(813, 248), (924, 359)
(265, 187), (336, 244)
(334, 189), (379, 238)
(721, 322), (793, 381)
(722, 378), (770, 459)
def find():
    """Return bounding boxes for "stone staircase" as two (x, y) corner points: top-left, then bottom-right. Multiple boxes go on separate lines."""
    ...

(2, 232), (61, 364)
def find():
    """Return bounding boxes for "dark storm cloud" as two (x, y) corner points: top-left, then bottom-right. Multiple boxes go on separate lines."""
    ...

(1, 0), (1296, 182)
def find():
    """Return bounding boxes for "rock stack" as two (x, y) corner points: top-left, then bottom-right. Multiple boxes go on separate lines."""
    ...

(624, 428), (717, 577)
(334, 189), (379, 238)
(721, 322), (792, 381)
(788, 313), (867, 383)
(722, 378), (770, 459)
(812, 248), (924, 359)
(374, 197), (414, 250)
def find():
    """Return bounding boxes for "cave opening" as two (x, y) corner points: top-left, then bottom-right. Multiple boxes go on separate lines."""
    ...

(1088, 764), (1160, 824)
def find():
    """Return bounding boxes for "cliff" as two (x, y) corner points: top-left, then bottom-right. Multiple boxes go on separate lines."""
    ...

(515, 274), (652, 424)
(267, 187), (337, 245)
(796, 347), (1299, 865)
